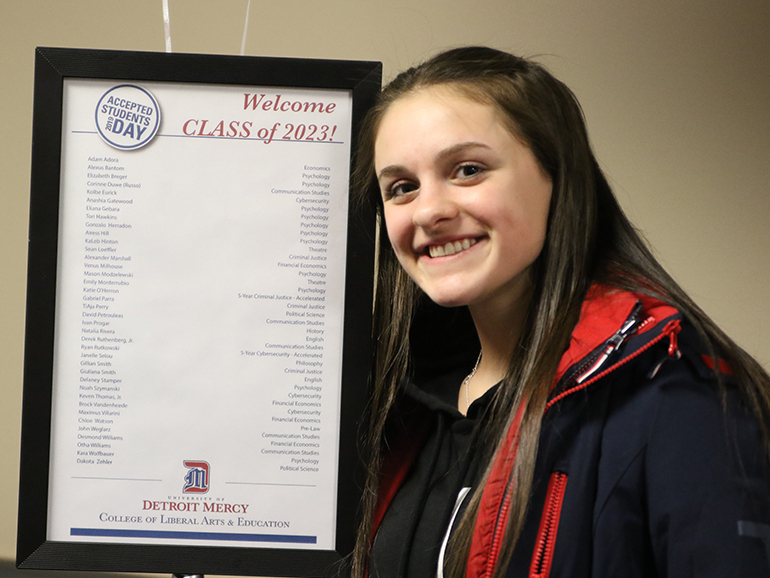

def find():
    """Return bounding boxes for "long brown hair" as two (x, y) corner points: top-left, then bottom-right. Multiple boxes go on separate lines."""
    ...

(350, 46), (770, 578)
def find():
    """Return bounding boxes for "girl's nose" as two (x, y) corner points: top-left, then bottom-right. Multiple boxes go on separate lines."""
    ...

(412, 183), (459, 229)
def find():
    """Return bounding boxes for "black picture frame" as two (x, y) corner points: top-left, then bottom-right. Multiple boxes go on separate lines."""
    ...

(18, 47), (380, 577)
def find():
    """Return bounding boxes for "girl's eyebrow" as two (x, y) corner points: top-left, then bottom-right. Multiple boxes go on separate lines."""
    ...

(377, 141), (491, 183)
(436, 141), (491, 162)
(377, 164), (407, 183)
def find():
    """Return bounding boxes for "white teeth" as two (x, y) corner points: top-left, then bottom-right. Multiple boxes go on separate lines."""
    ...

(428, 238), (477, 258)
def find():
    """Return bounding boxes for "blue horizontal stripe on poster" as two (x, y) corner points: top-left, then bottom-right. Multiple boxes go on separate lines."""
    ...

(71, 527), (317, 543)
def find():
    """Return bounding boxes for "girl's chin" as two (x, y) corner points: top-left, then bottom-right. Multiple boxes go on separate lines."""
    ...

(412, 273), (488, 308)
(421, 289), (476, 309)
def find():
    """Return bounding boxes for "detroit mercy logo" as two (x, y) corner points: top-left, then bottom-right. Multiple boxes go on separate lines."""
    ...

(182, 460), (210, 494)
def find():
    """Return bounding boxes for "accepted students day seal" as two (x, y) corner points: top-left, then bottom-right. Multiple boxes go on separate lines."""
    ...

(95, 84), (161, 150)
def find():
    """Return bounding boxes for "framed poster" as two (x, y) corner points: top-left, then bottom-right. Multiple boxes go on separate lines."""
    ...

(18, 47), (380, 577)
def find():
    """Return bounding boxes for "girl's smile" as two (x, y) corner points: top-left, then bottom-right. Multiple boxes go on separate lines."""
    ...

(426, 236), (478, 258)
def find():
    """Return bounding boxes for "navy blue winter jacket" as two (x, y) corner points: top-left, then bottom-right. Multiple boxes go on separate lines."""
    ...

(372, 287), (770, 577)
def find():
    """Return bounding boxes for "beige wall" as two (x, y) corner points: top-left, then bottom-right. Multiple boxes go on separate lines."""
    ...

(1, 0), (768, 562)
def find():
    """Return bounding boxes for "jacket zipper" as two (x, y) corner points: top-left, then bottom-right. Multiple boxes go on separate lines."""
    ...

(546, 317), (681, 412)
(529, 471), (568, 578)
(483, 314), (682, 574)
(485, 475), (514, 578)
(574, 303), (643, 385)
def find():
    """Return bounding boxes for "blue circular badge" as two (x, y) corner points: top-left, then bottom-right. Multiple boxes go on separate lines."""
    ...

(95, 84), (161, 150)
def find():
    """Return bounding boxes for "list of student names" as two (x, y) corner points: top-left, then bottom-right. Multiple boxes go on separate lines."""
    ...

(47, 79), (352, 549)
(76, 155), (136, 465)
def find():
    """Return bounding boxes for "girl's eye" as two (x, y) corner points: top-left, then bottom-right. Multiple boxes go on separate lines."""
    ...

(455, 163), (484, 179)
(385, 181), (418, 200)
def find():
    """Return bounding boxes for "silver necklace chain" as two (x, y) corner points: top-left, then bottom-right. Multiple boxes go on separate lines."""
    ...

(462, 351), (483, 411)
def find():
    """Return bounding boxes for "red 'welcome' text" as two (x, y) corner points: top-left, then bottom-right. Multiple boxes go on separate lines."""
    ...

(244, 93), (337, 114)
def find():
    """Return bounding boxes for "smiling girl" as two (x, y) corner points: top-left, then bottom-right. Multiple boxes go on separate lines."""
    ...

(351, 47), (770, 578)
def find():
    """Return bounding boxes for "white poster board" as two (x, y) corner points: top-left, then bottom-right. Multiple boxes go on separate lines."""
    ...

(50, 78), (351, 549)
